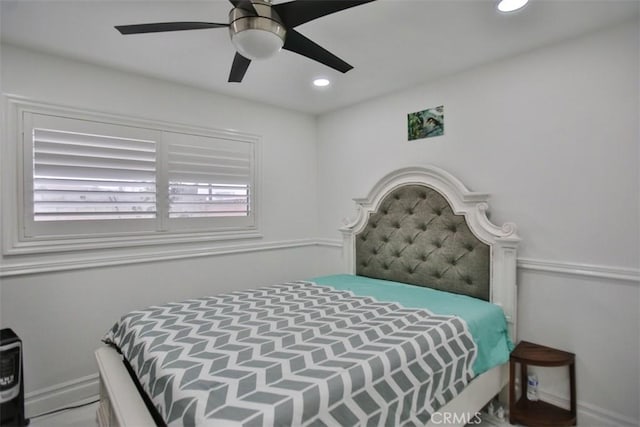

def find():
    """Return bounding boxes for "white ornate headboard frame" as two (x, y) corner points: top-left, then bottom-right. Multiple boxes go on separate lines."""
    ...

(340, 165), (520, 342)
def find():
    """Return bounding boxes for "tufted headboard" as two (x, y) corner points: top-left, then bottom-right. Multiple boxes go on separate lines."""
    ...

(355, 184), (490, 300)
(340, 166), (520, 340)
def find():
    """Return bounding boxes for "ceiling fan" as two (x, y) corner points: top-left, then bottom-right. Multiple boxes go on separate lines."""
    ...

(115, 0), (376, 83)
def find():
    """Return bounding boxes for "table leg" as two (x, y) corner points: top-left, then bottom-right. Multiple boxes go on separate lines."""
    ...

(520, 361), (528, 401)
(569, 361), (577, 422)
(509, 360), (516, 423)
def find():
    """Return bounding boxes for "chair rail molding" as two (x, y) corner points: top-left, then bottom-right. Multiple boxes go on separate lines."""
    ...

(0, 238), (319, 277)
(518, 257), (640, 285)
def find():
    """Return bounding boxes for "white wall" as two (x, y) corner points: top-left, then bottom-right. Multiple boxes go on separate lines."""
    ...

(0, 45), (323, 415)
(316, 20), (639, 426)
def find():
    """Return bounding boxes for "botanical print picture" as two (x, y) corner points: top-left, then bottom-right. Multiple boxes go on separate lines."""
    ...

(407, 105), (444, 140)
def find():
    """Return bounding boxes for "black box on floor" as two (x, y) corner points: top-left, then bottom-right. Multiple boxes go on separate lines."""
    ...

(1, 328), (27, 427)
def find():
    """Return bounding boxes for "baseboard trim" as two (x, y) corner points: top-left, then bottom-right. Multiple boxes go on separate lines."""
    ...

(537, 388), (638, 427)
(25, 373), (100, 419)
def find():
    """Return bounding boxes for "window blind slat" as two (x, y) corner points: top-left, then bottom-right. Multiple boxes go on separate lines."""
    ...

(35, 129), (155, 152)
(169, 204), (248, 212)
(167, 141), (250, 157)
(34, 212), (156, 221)
(34, 190), (156, 203)
(35, 165), (157, 182)
(169, 212), (248, 218)
(35, 141), (156, 162)
(35, 153), (155, 172)
(169, 195), (248, 203)
(168, 152), (249, 165)
(168, 173), (250, 186)
(34, 178), (155, 191)
(169, 164), (250, 175)
(35, 203), (156, 212)
(170, 160), (249, 168)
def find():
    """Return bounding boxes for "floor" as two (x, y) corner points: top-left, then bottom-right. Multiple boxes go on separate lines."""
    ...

(26, 402), (510, 427)
(28, 402), (99, 427)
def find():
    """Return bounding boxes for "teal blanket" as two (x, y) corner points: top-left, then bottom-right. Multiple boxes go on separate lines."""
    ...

(311, 274), (513, 376)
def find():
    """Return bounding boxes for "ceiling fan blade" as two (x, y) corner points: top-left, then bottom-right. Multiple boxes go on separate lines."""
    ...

(228, 53), (252, 82)
(273, 0), (376, 28)
(116, 22), (228, 35)
(283, 29), (353, 73)
(228, 0), (258, 15)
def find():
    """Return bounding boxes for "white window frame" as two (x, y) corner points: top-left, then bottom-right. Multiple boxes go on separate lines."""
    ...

(2, 96), (261, 255)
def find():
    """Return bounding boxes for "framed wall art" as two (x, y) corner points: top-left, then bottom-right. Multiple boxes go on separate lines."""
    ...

(407, 105), (444, 141)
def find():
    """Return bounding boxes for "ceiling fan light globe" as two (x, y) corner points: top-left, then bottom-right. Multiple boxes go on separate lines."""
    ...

(232, 29), (284, 60)
(497, 0), (529, 12)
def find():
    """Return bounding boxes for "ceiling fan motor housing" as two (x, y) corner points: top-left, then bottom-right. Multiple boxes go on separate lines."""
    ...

(229, 0), (287, 60)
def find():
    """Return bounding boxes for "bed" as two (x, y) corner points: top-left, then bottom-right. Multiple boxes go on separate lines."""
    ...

(95, 165), (520, 426)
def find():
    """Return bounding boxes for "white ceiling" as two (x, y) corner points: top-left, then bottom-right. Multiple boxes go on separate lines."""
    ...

(1, 0), (638, 114)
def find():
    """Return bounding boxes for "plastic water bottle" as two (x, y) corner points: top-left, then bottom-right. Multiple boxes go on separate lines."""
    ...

(527, 373), (539, 401)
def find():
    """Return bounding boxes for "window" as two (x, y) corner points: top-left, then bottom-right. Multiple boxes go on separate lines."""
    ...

(5, 99), (259, 254)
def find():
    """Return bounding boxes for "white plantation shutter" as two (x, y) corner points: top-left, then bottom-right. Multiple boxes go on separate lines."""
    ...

(17, 108), (258, 249)
(33, 128), (157, 221)
(166, 132), (253, 219)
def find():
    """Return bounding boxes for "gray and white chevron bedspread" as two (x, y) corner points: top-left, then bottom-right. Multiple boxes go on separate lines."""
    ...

(103, 281), (477, 426)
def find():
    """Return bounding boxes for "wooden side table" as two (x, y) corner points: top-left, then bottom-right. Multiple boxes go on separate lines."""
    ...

(509, 341), (576, 426)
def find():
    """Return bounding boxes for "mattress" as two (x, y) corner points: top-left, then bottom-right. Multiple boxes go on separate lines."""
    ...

(103, 276), (510, 426)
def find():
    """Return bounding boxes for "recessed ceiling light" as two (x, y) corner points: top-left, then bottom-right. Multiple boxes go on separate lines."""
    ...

(313, 78), (330, 87)
(497, 0), (529, 12)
